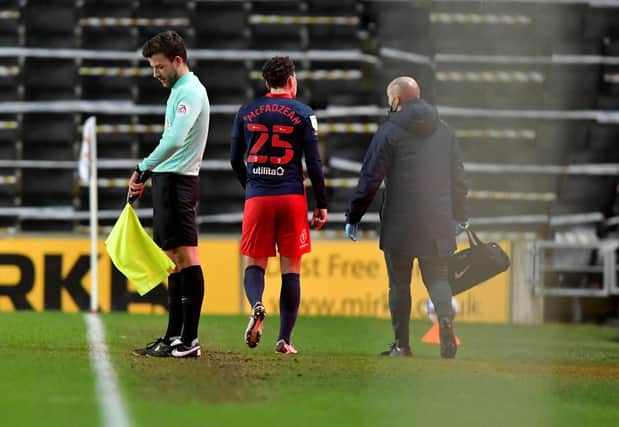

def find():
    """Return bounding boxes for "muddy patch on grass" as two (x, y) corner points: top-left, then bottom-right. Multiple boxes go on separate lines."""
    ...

(458, 360), (619, 381)
(520, 363), (619, 380)
(126, 350), (281, 404)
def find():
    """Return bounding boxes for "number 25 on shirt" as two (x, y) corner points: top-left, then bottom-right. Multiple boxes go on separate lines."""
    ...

(247, 123), (294, 165)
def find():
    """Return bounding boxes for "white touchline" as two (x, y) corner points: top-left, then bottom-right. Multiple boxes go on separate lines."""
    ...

(85, 313), (132, 427)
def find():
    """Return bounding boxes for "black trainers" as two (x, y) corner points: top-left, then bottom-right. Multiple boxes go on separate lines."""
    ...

(380, 342), (413, 357)
(439, 317), (457, 359)
(132, 337), (180, 358)
(171, 338), (201, 358)
(245, 302), (266, 348)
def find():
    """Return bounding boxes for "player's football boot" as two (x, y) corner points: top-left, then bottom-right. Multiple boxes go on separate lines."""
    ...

(171, 338), (202, 358)
(245, 302), (266, 348)
(439, 317), (457, 359)
(380, 342), (413, 357)
(275, 339), (298, 354)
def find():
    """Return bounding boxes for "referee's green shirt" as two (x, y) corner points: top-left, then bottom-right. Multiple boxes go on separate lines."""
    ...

(139, 71), (209, 175)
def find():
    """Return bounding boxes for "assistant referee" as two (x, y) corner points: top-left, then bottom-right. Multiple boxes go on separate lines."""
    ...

(128, 31), (210, 359)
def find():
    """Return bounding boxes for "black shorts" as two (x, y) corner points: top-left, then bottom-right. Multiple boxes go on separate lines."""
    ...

(151, 173), (200, 250)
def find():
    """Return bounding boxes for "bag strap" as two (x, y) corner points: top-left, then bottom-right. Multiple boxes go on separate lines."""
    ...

(466, 228), (482, 247)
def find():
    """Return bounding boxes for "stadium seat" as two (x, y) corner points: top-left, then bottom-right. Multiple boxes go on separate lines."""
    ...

(22, 114), (75, 163)
(557, 175), (617, 213)
(304, 5), (361, 50)
(544, 64), (600, 109)
(80, 60), (136, 101)
(199, 169), (244, 207)
(536, 122), (588, 154)
(0, 1), (20, 47)
(587, 124), (619, 161)
(248, 1), (306, 49)
(0, 59), (20, 101)
(84, 164), (133, 213)
(21, 167), (75, 208)
(249, 23), (305, 50)
(303, 60), (377, 108)
(193, 60), (249, 104)
(0, 113), (18, 217)
(91, 116), (136, 160)
(193, 1), (249, 48)
(307, 24), (360, 50)
(583, 6), (618, 39)
(470, 199), (552, 220)
(136, 0), (191, 19)
(0, 115), (18, 160)
(204, 113), (235, 160)
(436, 65), (545, 109)
(308, 0), (358, 12)
(23, 58), (77, 100)
(24, 0), (77, 47)
(0, 179), (18, 209)
(325, 130), (373, 168)
(366, 0), (432, 54)
(80, 0), (137, 49)
(468, 173), (557, 195)
(198, 168), (245, 232)
(82, 27), (138, 50)
(535, 4), (587, 46)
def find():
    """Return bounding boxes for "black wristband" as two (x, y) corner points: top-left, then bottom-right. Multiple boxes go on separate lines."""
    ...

(134, 166), (152, 183)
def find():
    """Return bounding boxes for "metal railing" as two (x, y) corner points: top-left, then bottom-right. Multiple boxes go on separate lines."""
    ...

(532, 240), (619, 297)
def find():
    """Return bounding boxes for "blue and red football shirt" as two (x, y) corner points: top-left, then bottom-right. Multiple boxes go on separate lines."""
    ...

(230, 93), (327, 208)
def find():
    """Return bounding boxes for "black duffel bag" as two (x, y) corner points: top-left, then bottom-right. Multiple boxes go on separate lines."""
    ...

(448, 228), (510, 295)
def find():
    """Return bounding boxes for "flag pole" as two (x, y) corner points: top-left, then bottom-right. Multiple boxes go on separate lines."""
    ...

(88, 117), (99, 313)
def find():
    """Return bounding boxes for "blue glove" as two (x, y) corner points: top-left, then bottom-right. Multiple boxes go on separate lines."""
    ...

(456, 222), (469, 236)
(345, 223), (359, 241)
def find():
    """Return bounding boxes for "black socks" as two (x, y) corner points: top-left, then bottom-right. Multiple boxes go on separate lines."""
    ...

(180, 265), (205, 345)
(164, 272), (183, 341)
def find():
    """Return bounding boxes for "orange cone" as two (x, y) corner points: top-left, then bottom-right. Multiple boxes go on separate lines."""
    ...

(421, 322), (461, 345)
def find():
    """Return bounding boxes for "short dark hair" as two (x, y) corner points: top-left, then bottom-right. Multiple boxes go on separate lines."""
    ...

(262, 56), (295, 89)
(142, 31), (187, 62)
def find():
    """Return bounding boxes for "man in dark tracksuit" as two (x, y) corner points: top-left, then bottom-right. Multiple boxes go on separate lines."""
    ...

(345, 76), (469, 358)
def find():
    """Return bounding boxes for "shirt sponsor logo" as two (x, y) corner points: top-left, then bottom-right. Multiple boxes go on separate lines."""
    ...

(177, 102), (190, 115)
(252, 166), (285, 176)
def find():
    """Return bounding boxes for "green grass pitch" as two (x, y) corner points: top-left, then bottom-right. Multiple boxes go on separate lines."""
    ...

(1, 312), (619, 427)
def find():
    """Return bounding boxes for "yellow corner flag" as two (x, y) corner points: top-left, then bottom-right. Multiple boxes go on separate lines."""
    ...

(105, 203), (176, 296)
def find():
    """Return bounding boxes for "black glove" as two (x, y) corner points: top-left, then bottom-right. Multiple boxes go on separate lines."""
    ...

(128, 166), (152, 204)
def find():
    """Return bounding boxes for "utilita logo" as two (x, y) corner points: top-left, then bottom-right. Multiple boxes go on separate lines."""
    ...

(252, 166), (285, 176)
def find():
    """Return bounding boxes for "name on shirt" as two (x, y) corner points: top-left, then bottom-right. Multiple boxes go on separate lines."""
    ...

(243, 103), (302, 125)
